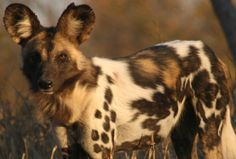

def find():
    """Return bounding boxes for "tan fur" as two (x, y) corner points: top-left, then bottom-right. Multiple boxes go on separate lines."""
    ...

(31, 31), (46, 41)
(204, 147), (223, 159)
(16, 16), (32, 38)
(134, 58), (159, 78)
(12, 36), (20, 44)
(53, 33), (87, 66)
(66, 12), (83, 37)
(36, 33), (49, 60)
(41, 48), (49, 61)
(163, 59), (180, 89)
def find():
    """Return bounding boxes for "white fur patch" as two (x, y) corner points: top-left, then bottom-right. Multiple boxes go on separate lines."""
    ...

(158, 96), (186, 138)
(156, 40), (204, 58)
(157, 109), (175, 138)
(64, 83), (96, 124)
(197, 46), (217, 83)
(54, 126), (68, 148)
(156, 85), (165, 94)
(93, 57), (158, 144)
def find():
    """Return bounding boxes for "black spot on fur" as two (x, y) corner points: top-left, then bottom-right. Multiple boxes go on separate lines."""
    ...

(196, 100), (207, 123)
(220, 107), (227, 120)
(205, 83), (219, 100)
(103, 116), (110, 132)
(131, 98), (167, 118)
(176, 79), (192, 104)
(93, 144), (102, 153)
(216, 97), (228, 110)
(192, 70), (214, 108)
(103, 102), (109, 111)
(203, 44), (230, 110)
(104, 87), (113, 104)
(102, 148), (111, 159)
(142, 118), (161, 131)
(181, 46), (201, 76)
(203, 44), (221, 79)
(156, 88), (178, 116)
(198, 115), (221, 150)
(106, 75), (114, 84)
(95, 66), (102, 75)
(91, 129), (99, 141)
(115, 135), (156, 151)
(111, 129), (115, 146)
(110, 110), (116, 123)
(130, 112), (140, 122)
(131, 92), (173, 121)
(176, 79), (184, 102)
(101, 132), (109, 144)
(172, 102), (178, 117)
(95, 109), (102, 119)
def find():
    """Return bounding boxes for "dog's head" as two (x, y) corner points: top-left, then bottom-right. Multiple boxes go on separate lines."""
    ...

(4, 3), (96, 95)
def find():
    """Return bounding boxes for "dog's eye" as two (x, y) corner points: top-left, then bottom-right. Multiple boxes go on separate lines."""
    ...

(56, 53), (69, 63)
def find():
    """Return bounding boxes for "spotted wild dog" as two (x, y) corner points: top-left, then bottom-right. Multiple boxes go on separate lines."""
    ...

(3, 3), (236, 159)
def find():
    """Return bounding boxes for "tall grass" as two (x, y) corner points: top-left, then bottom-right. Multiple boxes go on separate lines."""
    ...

(0, 96), (62, 159)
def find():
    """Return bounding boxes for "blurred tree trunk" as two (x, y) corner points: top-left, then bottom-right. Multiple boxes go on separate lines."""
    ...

(210, 0), (236, 61)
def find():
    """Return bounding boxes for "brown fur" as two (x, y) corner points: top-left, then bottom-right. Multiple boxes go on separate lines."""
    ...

(35, 94), (72, 124)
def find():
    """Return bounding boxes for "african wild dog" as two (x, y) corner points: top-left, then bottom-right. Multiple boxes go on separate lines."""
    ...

(3, 2), (236, 159)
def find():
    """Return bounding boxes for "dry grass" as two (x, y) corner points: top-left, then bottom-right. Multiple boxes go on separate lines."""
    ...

(0, 97), (62, 159)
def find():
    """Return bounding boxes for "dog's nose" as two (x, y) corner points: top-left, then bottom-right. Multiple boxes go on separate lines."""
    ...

(38, 79), (53, 90)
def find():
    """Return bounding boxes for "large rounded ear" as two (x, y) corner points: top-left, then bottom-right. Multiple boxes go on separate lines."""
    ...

(3, 3), (41, 46)
(56, 3), (95, 44)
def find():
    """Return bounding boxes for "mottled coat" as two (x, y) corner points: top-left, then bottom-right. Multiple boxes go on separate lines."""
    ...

(3, 3), (236, 159)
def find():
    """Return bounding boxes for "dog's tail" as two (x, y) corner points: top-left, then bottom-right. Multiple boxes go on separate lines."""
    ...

(221, 106), (236, 159)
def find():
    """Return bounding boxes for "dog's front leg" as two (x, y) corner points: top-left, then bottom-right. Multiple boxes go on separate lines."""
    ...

(54, 124), (92, 159)
(54, 126), (70, 159)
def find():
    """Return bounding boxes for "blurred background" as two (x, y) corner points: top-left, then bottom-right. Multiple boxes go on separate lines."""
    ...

(0, 0), (235, 158)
